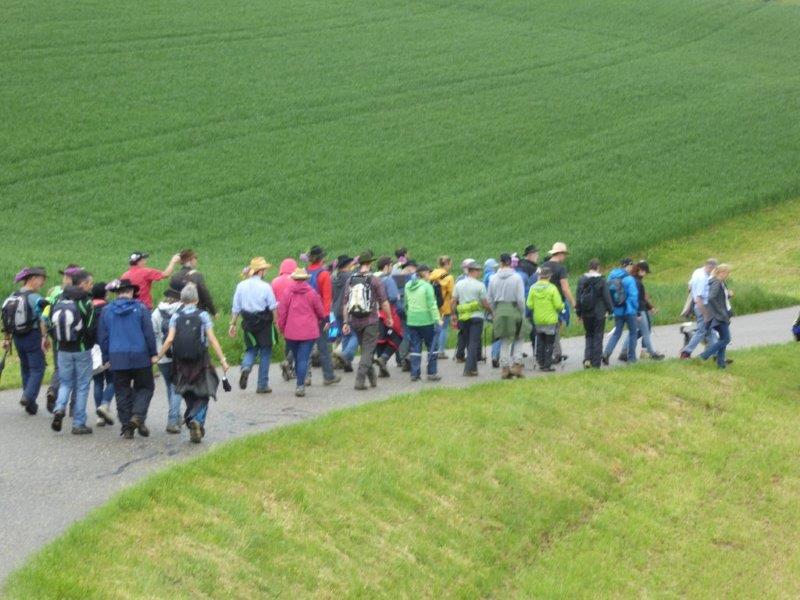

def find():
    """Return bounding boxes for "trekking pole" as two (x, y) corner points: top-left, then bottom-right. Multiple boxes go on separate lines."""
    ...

(0, 347), (9, 384)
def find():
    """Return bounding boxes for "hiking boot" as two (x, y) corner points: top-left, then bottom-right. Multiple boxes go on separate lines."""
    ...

(304, 374), (312, 386)
(323, 375), (341, 386)
(130, 416), (149, 438)
(122, 426), (135, 440)
(166, 423), (181, 434)
(188, 420), (202, 444)
(618, 354), (628, 363)
(464, 370), (479, 377)
(400, 359), (411, 373)
(19, 397), (27, 407)
(501, 367), (512, 380)
(25, 402), (38, 416)
(46, 389), (56, 414)
(343, 362), (354, 373)
(455, 356), (466, 364)
(256, 387), (272, 394)
(556, 355), (567, 363)
(239, 368), (250, 390)
(375, 357), (390, 378)
(280, 361), (292, 381)
(51, 410), (65, 432)
(294, 386), (306, 398)
(649, 352), (665, 361)
(601, 355), (610, 366)
(354, 381), (368, 391)
(540, 366), (556, 372)
(71, 425), (93, 435)
(96, 404), (114, 426)
(367, 366), (377, 388)
(583, 360), (592, 369)
(437, 352), (449, 360)
(426, 374), (442, 382)
(410, 376), (421, 382)
(492, 359), (500, 369)
(679, 351), (691, 360)
(725, 359), (734, 365)
(510, 364), (525, 379)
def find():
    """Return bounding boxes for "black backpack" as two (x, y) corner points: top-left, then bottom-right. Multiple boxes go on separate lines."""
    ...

(608, 276), (627, 308)
(51, 299), (84, 344)
(431, 279), (445, 309)
(579, 278), (600, 314)
(2, 291), (34, 335)
(171, 309), (205, 361)
(159, 308), (174, 358)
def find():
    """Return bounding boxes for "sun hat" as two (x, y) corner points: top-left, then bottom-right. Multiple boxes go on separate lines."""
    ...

(548, 242), (569, 256)
(247, 256), (272, 274)
(358, 250), (375, 264)
(290, 268), (311, 280)
(461, 258), (476, 270)
(337, 255), (354, 269)
(464, 260), (482, 271)
(129, 251), (149, 265)
(58, 264), (81, 276)
(14, 267), (47, 283)
(106, 278), (139, 294)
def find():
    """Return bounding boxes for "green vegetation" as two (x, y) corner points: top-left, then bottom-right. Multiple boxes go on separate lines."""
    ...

(6, 343), (800, 598)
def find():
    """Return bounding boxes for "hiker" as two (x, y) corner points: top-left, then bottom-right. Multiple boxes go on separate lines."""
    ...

(342, 251), (392, 390)
(452, 260), (491, 376)
(698, 264), (734, 368)
(602, 258), (640, 364)
(153, 283), (229, 443)
(620, 261), (665, 362)
(527, 267), (565, 372)
(403, 264), (443, 382)
(680, 258), (720, 359)
(121, 251), (181, 310)
(391, 247), (410, 275)
(430, 256), (455, 359)
(305, 246), (341, 387)
(453, 258), (477, 363)
(272, 258), (299, 381)
(794, 312), (800, 342)
(229, 257), (278, 394)
(98, 279), (157, 439)
(373, 256), (403, 375)
(50, 269), (98, 435)
(332, 256), (358, 372)
(2, 267), (48, 415)
(575, 259), (613, 369)
(393, 259), (416, 371)
(487, 253), (526, 379)
(151, 286), (184, 432)
(482, 258), (502, 368)
(516, 246), (540, 359)
(169, 249), (217, 317)
(43, 264), (81, 412)
(276, 268), (327, 397)
(517, 245), (539, 278)
(90, 282), (115, 426)
(541, 242), (576, 363)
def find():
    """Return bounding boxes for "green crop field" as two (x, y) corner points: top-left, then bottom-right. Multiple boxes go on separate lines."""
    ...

(6, 344), (800, 598)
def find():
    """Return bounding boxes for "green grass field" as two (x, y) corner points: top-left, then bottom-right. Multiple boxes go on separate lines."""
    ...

(5, 343), (799, 598)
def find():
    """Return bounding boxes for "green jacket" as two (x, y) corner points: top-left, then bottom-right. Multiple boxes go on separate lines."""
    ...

(527, 281), (565, 326)
(404, 279), (440, 327)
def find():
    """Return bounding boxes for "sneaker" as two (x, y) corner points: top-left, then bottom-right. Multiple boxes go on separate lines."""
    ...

(130, 415), (149, 438)
(464, 370), (479, 377)
(239, 368), (250, 390)
(256, 387), (272, 394)
(492, 359), (500, 369)
(294, 386), (306, 398)
(96, 404), (114, 426)
(455, 357), (466, 364)
(166, 424), (181, 434)
(618, 354), (628, 363)
(323, 375), (341, 386)
(410, 376), (421, 382)
(354, 381), (368, 391)
(188, 420), (202, 444)
(122, 426), (135, 440)
(96, 418), (107, 427)
(601, 355), (610, 366)
(25, 403), (38, 416)
(375, 357), (390, 378)
(400, 359), (411, 373)
(649, 352), (665, 361)
(280, 361), (292, 381)
(367, 366), (377, 387)
(51, 410), (65, 432)
(426, 374), (441, 382)
(304, 375), (312, 386)
(343, 362), (354, 373)
(46, 389), (56, 414)
(679, 351), (691, 360)
(71, 425), (93, 435)
(583, 360), (592, 369)
(540, 366), (556, 372)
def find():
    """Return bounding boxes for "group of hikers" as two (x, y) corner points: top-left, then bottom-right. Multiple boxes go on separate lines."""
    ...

(2, 243), (736, 442)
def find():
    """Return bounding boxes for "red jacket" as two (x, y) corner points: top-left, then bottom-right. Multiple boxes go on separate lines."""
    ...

(307, 261), (332, 314)
(277, 280), (326, 341)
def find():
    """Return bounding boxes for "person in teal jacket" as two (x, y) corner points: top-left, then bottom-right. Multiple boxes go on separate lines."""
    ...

(603, 258), (640, 364)
(403, 265), (443, 382)
(526, 267), (565, 371)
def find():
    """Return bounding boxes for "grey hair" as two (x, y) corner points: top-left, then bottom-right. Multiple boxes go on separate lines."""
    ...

(180, 282), (199, 304)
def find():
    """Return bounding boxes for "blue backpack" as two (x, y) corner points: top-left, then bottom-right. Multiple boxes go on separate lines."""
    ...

(608, 276), (627, 308)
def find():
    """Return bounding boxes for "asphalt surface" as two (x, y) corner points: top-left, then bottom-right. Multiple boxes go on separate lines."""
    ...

(1, 305), (797, 581)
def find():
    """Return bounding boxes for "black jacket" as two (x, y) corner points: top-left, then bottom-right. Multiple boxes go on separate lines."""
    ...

(331, 270), (352, 323)
(634, 277), (654, 313)
(517, 259), (538, 279)
(575, 274), (613, 320)
(169, 266), (217, 316)
(705, 278), (730, 324)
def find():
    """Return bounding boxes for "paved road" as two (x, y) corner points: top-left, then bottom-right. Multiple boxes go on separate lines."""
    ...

(1, 306), (797, 581)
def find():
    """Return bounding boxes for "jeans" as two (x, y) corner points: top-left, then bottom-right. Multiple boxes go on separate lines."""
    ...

(408, 324), (438, 378)
(314, 322), (336, 381)
(491, 339), (501, 361)
(47, 335), (60, 398)
(461, 318), (483, 374)
(54, 350), (93, 428)
(700, 321), (731, 368)
(13, 330), (45, 409)
(285, 339), (314, 388)
(683, 304), (719, 355)
(340, 332), (359, 363)
(433, 315), (450, 354)
(242, 345), (272, 390)
(93, 370), (115, 409)
(536, 330), (556, 369)
(354, 323), (379, 385)
(157, 363), (183, 426)
(582, 315), (605, 368)
(604, 313), (639, 362)
(183, 391), (209, 426)
(624, 311), (657, 357)
(113, 367), (155, 430)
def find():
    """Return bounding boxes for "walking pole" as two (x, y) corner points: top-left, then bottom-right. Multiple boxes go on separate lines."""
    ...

(0, 347), (9, 385)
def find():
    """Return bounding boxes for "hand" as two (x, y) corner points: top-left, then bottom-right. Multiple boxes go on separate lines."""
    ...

(228, 324), (237, 338)
(171, 253), (181, 264)
(221, 358), (229, 373)
(323, 322), (330, 332)
(650, 308), (658, 315)
(41, 337), (50, 353)
(438, 319), (444, 328)
(727, 289), (735, 298)
(342, 323), (351, 335)
(103, 362), (111, 370)
(151, 356), (159, 365)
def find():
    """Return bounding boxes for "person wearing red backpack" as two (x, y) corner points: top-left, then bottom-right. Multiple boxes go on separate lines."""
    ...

(305, 246), (341, 387)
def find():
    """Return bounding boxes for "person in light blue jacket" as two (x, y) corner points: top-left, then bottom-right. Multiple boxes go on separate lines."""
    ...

(602, 258), (639, 364)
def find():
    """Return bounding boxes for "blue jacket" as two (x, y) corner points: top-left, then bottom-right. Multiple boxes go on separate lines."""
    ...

(98, 298), (157, 370)
(607, 268), (639, 317)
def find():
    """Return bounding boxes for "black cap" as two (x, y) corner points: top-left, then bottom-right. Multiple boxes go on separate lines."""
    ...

(524, 245), (538, 255)
(499, 253), (512, 265)
(620, 257), (634, 267)
(129, 251), (149, 265)
(637, 260), (651, 273)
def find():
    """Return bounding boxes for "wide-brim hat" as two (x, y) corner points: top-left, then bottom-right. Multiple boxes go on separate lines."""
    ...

(336, 255), (354, 269)
(15, 267), (47, 283)
(548, 242), (569, 256)
(58, 264), (82, 276)
(290, 268), (311, 280)
(358, 250), (375, 264)
(308, 245), (326, 260)
(464, 260), (482, 271)
(106, 278), (140, 294)
(248, 256), (272, 273)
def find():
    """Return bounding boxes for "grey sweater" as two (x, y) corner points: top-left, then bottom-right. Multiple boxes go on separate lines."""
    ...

(487, 268), (525, 311)
(706, 278), (730, 324)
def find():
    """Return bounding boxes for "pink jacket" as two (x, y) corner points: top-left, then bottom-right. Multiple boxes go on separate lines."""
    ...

(271, 258), (298, 304)
(277, 280), (326, 341)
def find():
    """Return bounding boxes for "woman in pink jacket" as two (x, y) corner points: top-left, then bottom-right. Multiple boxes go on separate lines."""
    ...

(277, 268), (326, 397)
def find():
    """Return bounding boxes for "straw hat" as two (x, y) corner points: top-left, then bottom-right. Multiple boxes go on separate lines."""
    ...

(290, 268), (311, 280)
(548, 242), (569, 256)
(247, 256), (272, 274)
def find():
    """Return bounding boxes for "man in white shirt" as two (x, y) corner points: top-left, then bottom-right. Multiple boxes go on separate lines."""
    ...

(680, 258), (719, 358)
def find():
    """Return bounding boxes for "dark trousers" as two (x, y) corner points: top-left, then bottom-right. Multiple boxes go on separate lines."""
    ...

(455, 323), (467, 361)
(112, 367), (155, 429)
(354, 323), (379, 384)
(461, 318), (483, 374)
(183, 391), (209, 426)
(314, 322), (335, 381)
(536, 331), (556, 369)
(582, 315), (605, 368)
(14, 330), (45, 408)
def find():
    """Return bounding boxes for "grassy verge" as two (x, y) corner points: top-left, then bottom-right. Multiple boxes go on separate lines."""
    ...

(6, 343), (800, 598)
